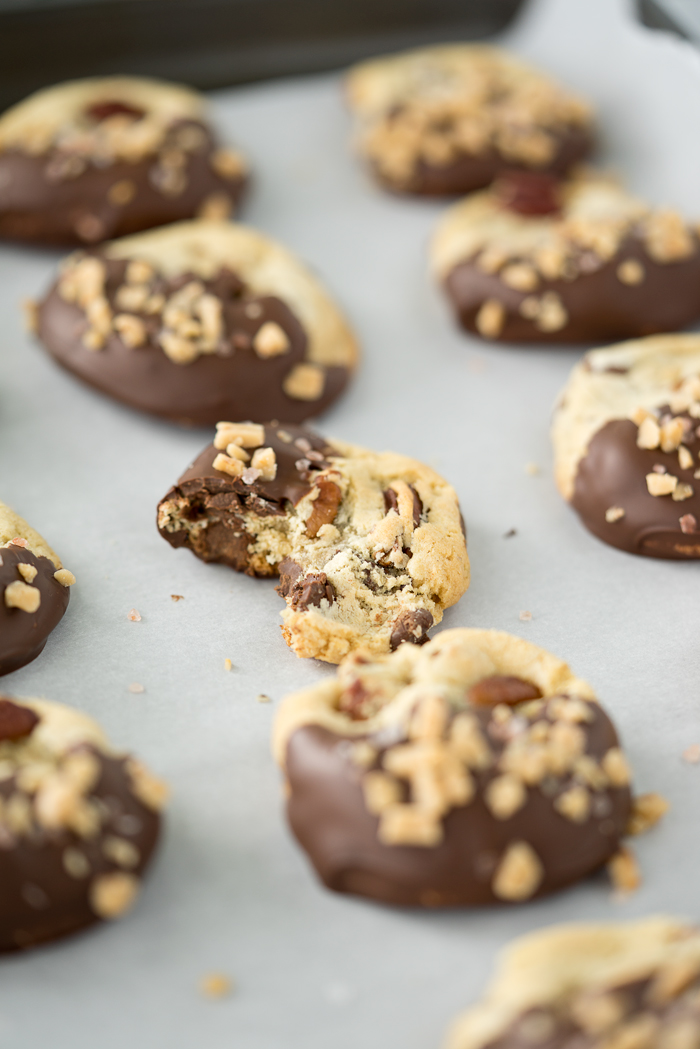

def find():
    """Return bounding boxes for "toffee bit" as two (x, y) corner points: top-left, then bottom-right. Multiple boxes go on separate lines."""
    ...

(171, 594), (184, 602)
(127, 608), (142, 622)
(680, 514), (697, 534)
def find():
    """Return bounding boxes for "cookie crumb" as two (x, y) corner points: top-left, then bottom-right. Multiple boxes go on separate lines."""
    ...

(683, 744), (700, 764)
(626, 792), (669, 836)
(171, 594), (184, 602)
(519, 610), (532, 622)
(199, 972), (234, 999)
(605, 506), (625, 523)
(525, 462), (540, 476)
(224, 658), (233, 672)
(128, 683), (145, 694)
(503, 528), (517, 538)
(127, 609), (142, 622)
(608, 846), (641, 896)
(256, 694), (271, 704)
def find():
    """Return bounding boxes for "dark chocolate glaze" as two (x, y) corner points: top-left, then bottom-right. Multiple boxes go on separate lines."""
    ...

(445, 234), (700, 343)
(284, 699), (630, 907)
(0, 546), (70, 676)
(571, 417), (700, 559)
(37, 257), (352, 426)
(0, 742), (161, 952)
(376, 125), (591, 197)
(157, 423), (337, 574)
(0, 120), (246, 247)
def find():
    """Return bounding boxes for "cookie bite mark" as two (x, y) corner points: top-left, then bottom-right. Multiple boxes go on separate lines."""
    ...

(272, 629), (660, 907)
(552, 334), (700, 558)
(445, 918), (700, 1049)
(0, 76), (248, 247)
(346, 45), (592, 197)
(0, 695), (166, 952)
(157, 423), (469, 663)
(0, 502), (74, 676)
(432, 172), (700, 343)
(36, 221), (358, 426)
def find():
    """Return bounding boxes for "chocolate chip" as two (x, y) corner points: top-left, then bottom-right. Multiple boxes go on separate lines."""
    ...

(496, 170), (562, 216)
(276, 557), (303, 598)
(410, 485), (423, 528)
(383, 488), (399, 515)
(288, 572), (335, 611)
(305, 480), (342, 538)
(467, 675), (542, 707)
(0, 698), (40, 742)
(86, 100), (146, 122)
(389, 609), (433, 651)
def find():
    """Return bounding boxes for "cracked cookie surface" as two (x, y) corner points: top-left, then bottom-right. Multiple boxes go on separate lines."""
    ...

(157, 422), (469, 663)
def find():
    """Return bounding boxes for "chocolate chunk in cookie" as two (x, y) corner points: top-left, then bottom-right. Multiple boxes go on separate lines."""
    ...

(0, 501), (75, 676)
(446, 917), (700, 1049)
(0, 76), (248, 246)
(272, 629), (661, 906)
(346, 45), (592, 197)
(432, 171), (700, 343)
(34, 221), (359, 426)
(553, 334), (700, 558)
(157, 422), (469, 663)
(0, 694), (166, 952)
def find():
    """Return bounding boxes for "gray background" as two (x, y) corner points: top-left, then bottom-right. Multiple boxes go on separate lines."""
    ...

(0, 0), (699, 1045)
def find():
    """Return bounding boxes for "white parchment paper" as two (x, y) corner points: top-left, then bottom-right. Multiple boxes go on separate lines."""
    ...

(0, 1), (699, 1045)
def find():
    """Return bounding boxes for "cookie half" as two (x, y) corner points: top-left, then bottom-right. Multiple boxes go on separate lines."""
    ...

(346, 45), (592, 196)
(157, 422), (469, 663)
(552, 334), (700, 558)
(0, 501), (75, 676)
(446, 917), (700, 1049)
(34, 221), (359, 426)
(0, 76), (248, 246)
(0, 694), (167, 951)
(272, 628), (648, 906)
(431, 171), (700, 342)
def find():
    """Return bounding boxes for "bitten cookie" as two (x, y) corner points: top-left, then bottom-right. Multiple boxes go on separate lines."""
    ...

(346, 45), (592, 196)
(0, 694), (167, 951)
(157, 422), (469, 663)
(34, 221), (359, 426)
(272, 629), (662, 907)
(552, 334), (700, 558)
(431, 171), (700, 342)
(0, 501), (75, 676)
(0, 76), (248, 246)
(446, 917), (700, 1049)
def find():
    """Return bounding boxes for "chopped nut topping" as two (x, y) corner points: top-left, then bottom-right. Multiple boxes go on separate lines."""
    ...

(4, 580), (41, 613)
(475, 298), (505, 338)
(17, 563), (37, 583)
(602, 747), (632, 787)
(362, 770), (402, 814)
(605, 506), (625, 523)
(672, 483), (694, 502)
(89, 871), (140, 919)
(250, 447), (277, 481)
(644, 210), (695, 262)
(679, 445), (694, 470)
(534, 292), (568, 333)
(54, 568), (76, 587)
(126, 260), (154, 284)
(107, 179), (136, 206)
(492, 841), (543, 901)
(637, 417), (661, 449)
(646, 472), (678, 497)
(660, 417), (685, 453)
(159, 331), (198, 364)
(500, 263), (538, 292)
(197, 191), (233, 221)
(253, 321), (291, 358)
(484, 773), (527, 819)
(113, 313), (147, 348)
(616, 258), (645, 285)
(210, 148), (246, 180)
(214, 421), (265, 450)
(378, 804), (443, 847)
(627, 792), (669, 836)
(608, 845), (641, 895)
(102, 835), (140, 869)
(63, 847), (90, 879)
(126, 758), (169, 811)
(225, 442), (252, 461)
(212, 452), (244, 478)
(554, 784), (591, 822)
(283, 363), (325, 401)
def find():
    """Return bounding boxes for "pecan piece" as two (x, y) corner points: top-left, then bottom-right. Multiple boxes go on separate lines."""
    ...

(467, 675), (542, 707)
(305, 480), (342, 538)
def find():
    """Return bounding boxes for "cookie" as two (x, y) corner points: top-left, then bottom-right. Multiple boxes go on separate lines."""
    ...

(0, 501), (75, 676)
(272, 628), (654, 906)
(0, 76), (248, 246)
(446, 917), (700, 1049)
(157, 422), (469, 663)
(0, 693), (167, 951)
(346, 45), (592, 196)
(552, 334), (700, 558)
(34, 221), (359, 426)
(431, 171), (700, 342)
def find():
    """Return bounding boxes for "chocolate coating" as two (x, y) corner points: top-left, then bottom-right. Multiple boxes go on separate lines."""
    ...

(375, 125), (591, 197)
(446, 235), (700, 343)
(0, 547), (70, 676)
(0, 120), (245, 247)
(571, 417), (700, 558)
(0, 742), (160, 952)
(284, 698), (630, 907)
(158, 423), (336, 573)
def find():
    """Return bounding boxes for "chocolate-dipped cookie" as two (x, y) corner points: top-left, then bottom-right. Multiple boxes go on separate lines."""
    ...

(346, 45), (592, 197)
(272, 629), (662, 907)
(0, 76), (248, 246)
(446, 917), (700, 1049)
(552, 334), (700, 558)
(157, 422), (469, 662)
(0, 693), (167, 951)
(431, 171), (700, 342)
(34, 221), (359, 426)
(0, 501), (75, 676)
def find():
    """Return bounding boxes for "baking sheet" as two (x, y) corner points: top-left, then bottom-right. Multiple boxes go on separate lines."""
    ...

(1, 0), (699, 1045)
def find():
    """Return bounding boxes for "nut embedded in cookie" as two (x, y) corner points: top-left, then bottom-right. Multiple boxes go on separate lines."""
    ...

(271, 629), (661, 907)
(0, 76), (248, 246)
(431, 171), (700, 343)
(0, 500), (75, 676)
(156, 421), (469, 663)
(552, 333), (700, 558)
(34, 220), (359, 426)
